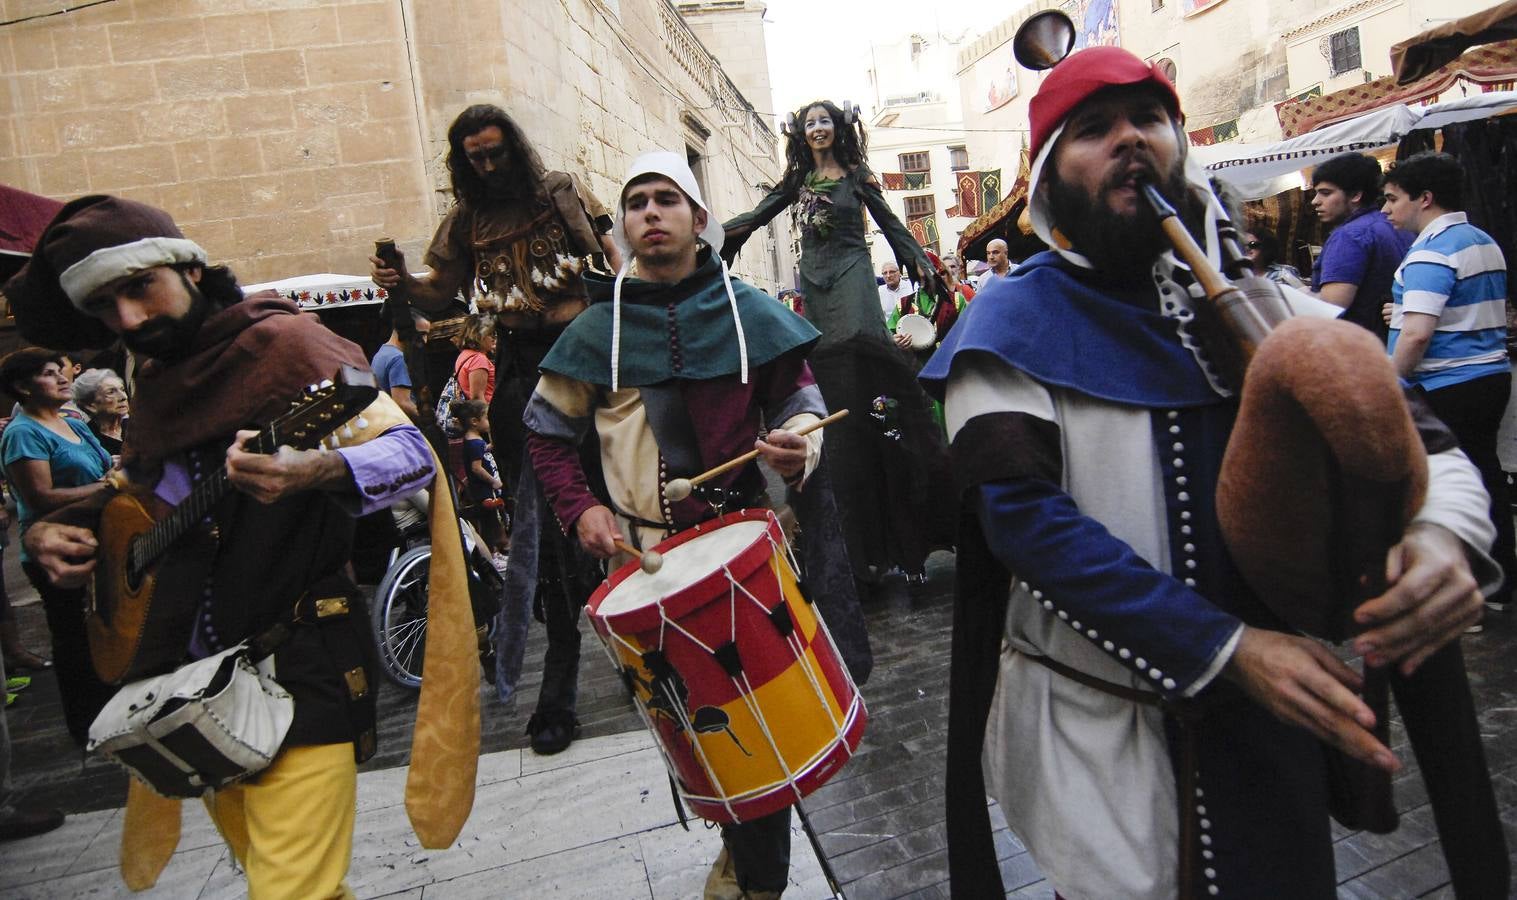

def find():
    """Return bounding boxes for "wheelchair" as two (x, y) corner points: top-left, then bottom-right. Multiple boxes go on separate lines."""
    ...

(363, 489), (506, 690)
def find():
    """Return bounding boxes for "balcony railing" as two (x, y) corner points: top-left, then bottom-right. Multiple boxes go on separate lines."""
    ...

(658, 1), (775, 154)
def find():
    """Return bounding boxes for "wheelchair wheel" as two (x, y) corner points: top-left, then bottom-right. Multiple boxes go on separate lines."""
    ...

(372, 545), (431, 690)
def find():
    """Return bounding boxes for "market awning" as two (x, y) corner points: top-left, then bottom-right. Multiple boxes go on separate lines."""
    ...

(1277, 38), (1517, 137)
(1200, 104), (1420, 196)
(242, 273), (388, 310)
(1391, 0), (1517, 84)
(0, 184), (63, 257)
(1203, 91), (1517, 199)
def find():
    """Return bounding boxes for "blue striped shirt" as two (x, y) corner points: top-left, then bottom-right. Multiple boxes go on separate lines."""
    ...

(1388, 212), (1508, 391)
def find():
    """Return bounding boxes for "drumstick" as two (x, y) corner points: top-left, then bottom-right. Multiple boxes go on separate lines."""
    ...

(662, 409), (850, 502)
(614, 539), (664, 574)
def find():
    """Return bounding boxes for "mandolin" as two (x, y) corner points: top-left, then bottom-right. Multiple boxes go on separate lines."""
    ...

(87, 366), (379, 685)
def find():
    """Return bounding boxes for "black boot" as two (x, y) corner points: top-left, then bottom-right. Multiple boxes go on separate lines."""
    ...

(525, 708), (580, 755)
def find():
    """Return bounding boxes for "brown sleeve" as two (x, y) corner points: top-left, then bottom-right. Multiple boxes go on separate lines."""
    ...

(950, 411), (1063, 497)
(422, 204), (467, 268)
(570, 173), (613, 233)
(37, 488), (113, 531)
(545, 172), (606, 256)
(420, 205), (475, 299)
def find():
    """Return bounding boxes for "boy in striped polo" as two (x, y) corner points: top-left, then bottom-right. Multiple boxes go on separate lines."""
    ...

(1384, 150), (1514, 612)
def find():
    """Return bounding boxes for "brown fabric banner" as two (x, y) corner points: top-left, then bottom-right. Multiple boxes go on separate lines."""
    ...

(1278, 39), (1517, 137)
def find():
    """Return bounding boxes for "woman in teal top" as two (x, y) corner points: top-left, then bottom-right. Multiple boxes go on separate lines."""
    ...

(724, 100), (954, 589)
(0, 348), (113, 743)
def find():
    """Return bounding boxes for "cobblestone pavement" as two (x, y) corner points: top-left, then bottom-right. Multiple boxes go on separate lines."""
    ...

(4, 545), (1517, 897)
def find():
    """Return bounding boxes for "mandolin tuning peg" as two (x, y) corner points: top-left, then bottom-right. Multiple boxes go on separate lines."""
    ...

(307, 383), (319, 394)
(342, 425), (354, 439)
(319, 379), (333, 388)
(354, 416), (368, 430)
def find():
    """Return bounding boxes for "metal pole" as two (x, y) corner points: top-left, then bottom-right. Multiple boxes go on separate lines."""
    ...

(794, 799), (845, 899)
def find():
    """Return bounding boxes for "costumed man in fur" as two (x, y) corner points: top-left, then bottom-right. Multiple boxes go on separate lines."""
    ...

(371, 104), (621, 754)
(524, 151), (871, 899)
(11, 196), (480, 896)
(920, 48), (1506, 898)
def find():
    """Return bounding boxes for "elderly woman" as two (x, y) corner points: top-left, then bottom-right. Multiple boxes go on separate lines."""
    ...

(70, 368), (128, 455)
(0, 349), (113, 742)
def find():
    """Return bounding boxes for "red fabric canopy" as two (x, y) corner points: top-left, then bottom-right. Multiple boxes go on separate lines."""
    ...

(0, 184), (63, 255)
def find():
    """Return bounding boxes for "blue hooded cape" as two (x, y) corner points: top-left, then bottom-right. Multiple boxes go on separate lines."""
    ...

(919, 250), (1225, 408)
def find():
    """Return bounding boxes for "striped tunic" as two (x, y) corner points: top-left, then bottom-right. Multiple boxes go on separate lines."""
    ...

(1388, 211), (1508, 391)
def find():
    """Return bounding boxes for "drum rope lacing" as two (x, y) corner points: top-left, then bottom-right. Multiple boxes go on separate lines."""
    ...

(600, 607), (743, 820)
(719, 559), (806, 807)
(598, 511), (865, 817)
(763, 536), (850, 738)
(768, 529), (865, 744)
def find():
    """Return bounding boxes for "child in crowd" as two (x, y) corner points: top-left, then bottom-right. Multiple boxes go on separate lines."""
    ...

(451, 399), (508, 560)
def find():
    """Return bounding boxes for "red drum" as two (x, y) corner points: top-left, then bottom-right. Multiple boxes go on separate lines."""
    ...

(587, 509), (867, 823)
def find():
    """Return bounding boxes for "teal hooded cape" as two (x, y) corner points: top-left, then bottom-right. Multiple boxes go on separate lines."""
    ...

(539, 248), (820, 387)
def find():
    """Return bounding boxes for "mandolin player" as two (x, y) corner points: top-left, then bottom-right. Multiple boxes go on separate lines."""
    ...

(4, 195), (448, 897)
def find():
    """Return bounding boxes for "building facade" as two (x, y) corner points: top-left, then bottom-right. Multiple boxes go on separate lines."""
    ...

(949, 0), (1502, 261)
(1117, 0), (1500, 144)
(861, 30), (973, 274)
(1, 0), (794, 294)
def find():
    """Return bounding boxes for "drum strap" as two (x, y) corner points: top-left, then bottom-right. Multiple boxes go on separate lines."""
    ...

(611, 488), (770, 548)
(614, 508), (675, 544)
(1025, 652), (1206, 900)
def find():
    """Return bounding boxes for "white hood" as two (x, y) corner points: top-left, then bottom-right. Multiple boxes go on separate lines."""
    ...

(607, 150), (747, 391)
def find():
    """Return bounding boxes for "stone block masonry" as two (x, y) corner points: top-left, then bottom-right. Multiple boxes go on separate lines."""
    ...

(2, 0), (432, 285)
(4, 0), (793, 297)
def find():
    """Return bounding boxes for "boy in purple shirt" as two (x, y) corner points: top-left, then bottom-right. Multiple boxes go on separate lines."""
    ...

(1310, 152), (1415, 339)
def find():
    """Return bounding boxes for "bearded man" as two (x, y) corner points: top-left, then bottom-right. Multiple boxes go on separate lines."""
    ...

(8, 195), (477, 896)
(921, 48), (1503, 898)
(372, 105), (620, 753)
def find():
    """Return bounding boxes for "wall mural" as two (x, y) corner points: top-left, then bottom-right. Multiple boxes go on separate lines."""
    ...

(1181, 0), (1229, 18)
(979, 44), (1019, 113)
(1073, 0), (1121, 50)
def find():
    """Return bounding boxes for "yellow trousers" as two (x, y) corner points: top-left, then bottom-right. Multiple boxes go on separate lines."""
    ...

(204, 742), (358, 900)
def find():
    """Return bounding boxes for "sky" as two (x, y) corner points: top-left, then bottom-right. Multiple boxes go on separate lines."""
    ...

(760, 0), (991, 121)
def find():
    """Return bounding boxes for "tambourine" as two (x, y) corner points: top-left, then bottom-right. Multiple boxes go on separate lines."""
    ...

(895, 313), (935, 350)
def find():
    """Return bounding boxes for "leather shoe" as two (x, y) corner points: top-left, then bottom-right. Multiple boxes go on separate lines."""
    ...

(0, 805), (64, 842)
(526, 709), (579, 755)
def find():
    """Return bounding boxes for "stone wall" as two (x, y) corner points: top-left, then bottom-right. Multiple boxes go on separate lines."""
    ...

(1, 0), (792, 292)
(1, 0), (432, 284)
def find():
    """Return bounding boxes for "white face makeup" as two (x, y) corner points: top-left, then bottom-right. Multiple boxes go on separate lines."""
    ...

(804, 107), (835, 151)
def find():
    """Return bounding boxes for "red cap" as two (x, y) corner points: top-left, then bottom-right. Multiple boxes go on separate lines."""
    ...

(1028, 46), (1182, 162)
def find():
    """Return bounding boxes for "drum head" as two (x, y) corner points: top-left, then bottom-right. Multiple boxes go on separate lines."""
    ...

(596, 520), (770, 617)
(896, 313), (934, 349)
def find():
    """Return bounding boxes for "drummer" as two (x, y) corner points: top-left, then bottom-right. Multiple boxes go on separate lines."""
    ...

(522, 150), (851, 899)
